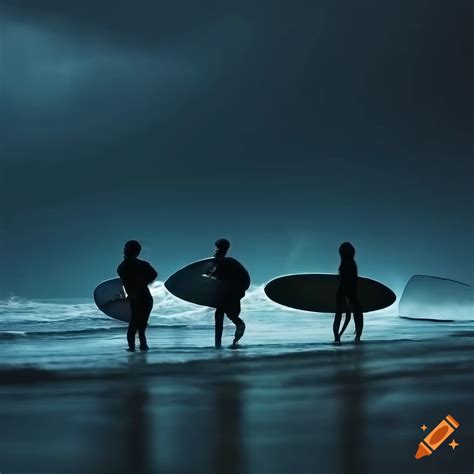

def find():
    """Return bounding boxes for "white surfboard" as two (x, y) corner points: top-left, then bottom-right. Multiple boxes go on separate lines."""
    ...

(399, 275), (473, 321)
(93, 278), (131, 322)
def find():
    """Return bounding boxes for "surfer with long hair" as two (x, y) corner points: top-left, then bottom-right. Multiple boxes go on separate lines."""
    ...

(333, 242), (364, 342)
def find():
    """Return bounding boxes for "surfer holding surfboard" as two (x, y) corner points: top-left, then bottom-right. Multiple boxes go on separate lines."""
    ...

(334, 242), (364, 343)
(206, 238), (250, 349)
(117, 240), (158, 352)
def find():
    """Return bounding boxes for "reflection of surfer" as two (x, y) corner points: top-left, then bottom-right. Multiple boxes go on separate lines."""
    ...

(117, 240), (158, 352)
(206, 238), (250, 348)
(333, 242), (364, 342)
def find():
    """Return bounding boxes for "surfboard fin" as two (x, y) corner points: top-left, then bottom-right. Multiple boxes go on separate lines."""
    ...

(338, 313), (351, 338)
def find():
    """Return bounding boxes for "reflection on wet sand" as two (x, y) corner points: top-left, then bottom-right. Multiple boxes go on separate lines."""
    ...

(1, 336), (471, 474)
(212, 379), (245, 474)
(94, 356), (246, 474)
(333, 346), (367, 474)
(96, 354), (153, 474)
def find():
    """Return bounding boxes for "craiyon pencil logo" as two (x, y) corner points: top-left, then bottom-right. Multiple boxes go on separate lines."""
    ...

(415, 414), (460, 459)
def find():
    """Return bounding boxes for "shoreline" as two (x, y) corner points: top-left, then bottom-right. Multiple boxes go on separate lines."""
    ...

(0, 332), (472, 381)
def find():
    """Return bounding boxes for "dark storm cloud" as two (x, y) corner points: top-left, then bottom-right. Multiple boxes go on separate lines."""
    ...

(1, 1), (228, 50)
(3, 0), (473, 149)
(2, 1), (471, 192)
(1, 0), (472, 296)
(3, 0), (473, 135)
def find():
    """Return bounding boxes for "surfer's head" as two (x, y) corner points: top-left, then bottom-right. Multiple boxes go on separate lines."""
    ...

(124, 240), (142, 258)
(214, 238), (230, 258)
(339, 242), (355, 259)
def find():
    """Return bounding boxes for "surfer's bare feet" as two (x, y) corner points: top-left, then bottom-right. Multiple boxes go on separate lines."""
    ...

(140, 344), (149, 351)
(127, 347), (135, 352)
(354, 335), (361, 343)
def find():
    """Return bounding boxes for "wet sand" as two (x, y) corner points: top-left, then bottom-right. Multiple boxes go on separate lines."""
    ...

(1, 335), (473, 474)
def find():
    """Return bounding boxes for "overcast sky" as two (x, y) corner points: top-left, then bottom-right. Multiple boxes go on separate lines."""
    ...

(0, 0), (472, 298)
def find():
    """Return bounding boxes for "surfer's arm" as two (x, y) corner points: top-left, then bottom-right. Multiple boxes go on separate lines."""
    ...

(117, 264), (124, 279)
(242, 268), (250, 291)
(202, 273), (218, 280)
(145, 263), (158, 284)
(203, 260), (219, 278)
(234, 261), (250, 291)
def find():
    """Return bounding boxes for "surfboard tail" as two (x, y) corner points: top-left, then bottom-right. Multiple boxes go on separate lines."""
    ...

(338, 313), (351, 337)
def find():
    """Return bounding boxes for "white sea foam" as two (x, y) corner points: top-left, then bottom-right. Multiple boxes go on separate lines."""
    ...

(0, 282), (298, 329)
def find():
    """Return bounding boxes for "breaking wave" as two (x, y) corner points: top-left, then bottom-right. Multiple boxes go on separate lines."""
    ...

(0, 282), (291, 334)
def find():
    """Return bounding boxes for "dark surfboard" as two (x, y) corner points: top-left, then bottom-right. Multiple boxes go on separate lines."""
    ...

(165, 258), (235, 308)
(264, 274), (396, 313)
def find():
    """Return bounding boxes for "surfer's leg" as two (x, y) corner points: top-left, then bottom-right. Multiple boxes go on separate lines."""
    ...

(215, 309), (225, 348)
(338, 311), (352, 338)
(138, 297), (153, 351)
(333, 287), (344, 342)
(351, 297), (363, 341)
(333, 313), (342, 342)
(226, 300), (245, 345)
(138, 327), (148, 350)
(354, 314), (363, 341)
(138, 317), (148, 350)
(127, 315), (137, 351)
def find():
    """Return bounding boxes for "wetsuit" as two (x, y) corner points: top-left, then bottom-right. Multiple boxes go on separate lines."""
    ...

(117, 257), (157, 350)
(334, 259), (363, 340)
(211, 256), (250, 347)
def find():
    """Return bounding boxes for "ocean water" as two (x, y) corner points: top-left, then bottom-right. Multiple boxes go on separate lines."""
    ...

(0, 282), (472, 377)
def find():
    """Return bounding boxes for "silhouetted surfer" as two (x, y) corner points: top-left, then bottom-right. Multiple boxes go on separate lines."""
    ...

(117, 240), (158, 352)
(333, 242), (364, 342)
(206, 238), (250, 348)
